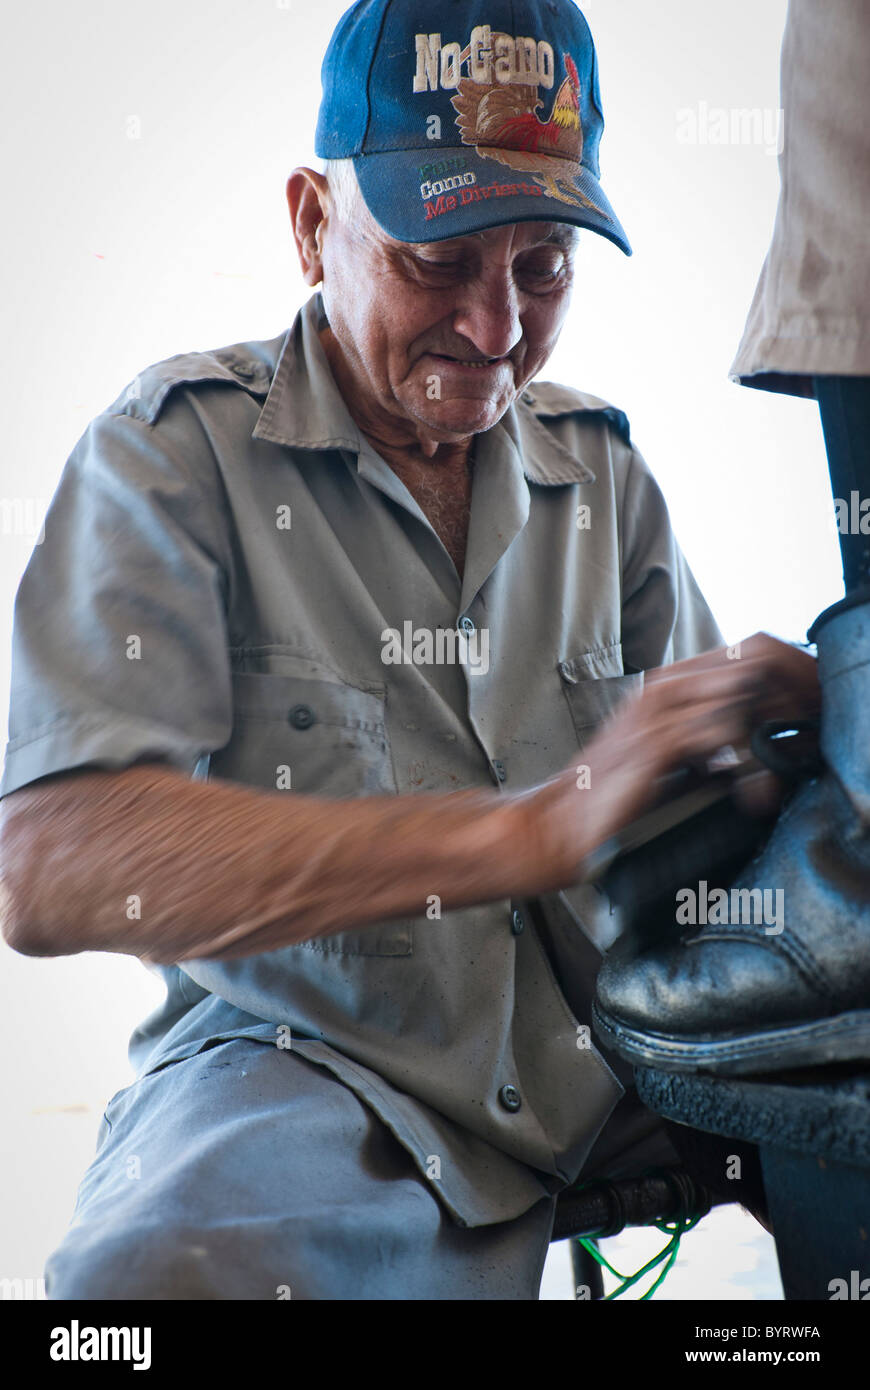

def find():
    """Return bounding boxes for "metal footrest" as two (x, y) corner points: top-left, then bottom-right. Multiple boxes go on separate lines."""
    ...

(552, 1164), (721, 1242)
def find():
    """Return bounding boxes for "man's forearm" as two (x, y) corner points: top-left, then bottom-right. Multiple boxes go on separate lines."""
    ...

(0, 762), (574, 963)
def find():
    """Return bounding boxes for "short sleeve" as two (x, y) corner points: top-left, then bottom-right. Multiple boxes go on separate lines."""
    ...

(618, 441), (725, 670)
(0, 397), (235, 799)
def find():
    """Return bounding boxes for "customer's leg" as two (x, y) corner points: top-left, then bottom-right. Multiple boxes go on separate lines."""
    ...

(45, 1037), (554, 1300)
(591, 376), (870, 1076)
(814, 375), (870, 594)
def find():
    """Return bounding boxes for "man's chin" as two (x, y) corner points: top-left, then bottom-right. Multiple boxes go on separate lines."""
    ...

(408, 392), (513, 442)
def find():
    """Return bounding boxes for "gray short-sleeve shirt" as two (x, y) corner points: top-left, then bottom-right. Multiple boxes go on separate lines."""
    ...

(1, 290), (723, 1227)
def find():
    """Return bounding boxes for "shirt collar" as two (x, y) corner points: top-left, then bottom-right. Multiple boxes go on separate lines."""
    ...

(252, 291), (595, 486)
(252, 292), (363, 455)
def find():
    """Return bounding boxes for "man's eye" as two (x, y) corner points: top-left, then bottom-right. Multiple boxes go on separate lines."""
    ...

(414, 258), (464, 277)
(401, 249), (571, 288)
(517, 258), (566, 285)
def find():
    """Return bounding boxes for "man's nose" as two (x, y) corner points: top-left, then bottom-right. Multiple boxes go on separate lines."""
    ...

(450, 272), (522, 359)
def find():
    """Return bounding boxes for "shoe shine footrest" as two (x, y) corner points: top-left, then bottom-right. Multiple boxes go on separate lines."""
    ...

(634, 1065), (870, 1300)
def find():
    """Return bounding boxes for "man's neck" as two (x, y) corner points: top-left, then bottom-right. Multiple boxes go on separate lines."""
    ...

(319, 324), (474, 474)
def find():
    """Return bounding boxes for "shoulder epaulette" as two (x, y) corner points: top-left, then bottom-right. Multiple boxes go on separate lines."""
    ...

(520, 380), (631, 447)
(105, 333), (285, 426)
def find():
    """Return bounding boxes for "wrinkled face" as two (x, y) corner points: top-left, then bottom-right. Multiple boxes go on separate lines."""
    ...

(318, 209), (578, 442)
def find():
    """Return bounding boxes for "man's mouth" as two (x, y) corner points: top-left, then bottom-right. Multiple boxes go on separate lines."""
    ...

(429, 352), (506, 370)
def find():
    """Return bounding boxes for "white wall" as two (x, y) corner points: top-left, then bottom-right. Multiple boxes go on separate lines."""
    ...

(1, 0), (829, 1297)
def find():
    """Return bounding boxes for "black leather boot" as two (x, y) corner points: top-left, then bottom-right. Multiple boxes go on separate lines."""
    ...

(592, 590), (870, 1074)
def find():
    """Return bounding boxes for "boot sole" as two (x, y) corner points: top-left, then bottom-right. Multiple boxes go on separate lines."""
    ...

(591, 1001), (870, 1075)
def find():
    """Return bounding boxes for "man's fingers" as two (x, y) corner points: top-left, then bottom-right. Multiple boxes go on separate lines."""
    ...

(644, 633), (819, 720)
(649, 701), (760, 773)
(643, 661), (766, 710)
(593, 686), (763, 791)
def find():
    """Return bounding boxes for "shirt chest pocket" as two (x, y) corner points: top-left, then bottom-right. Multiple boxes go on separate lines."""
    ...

(209, 671), (399, 798)
(205, 671), (411, 956)
(557, 646), (644, 750)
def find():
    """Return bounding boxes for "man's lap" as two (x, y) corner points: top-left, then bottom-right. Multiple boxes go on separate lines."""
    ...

(45, 1037), (556, 1300)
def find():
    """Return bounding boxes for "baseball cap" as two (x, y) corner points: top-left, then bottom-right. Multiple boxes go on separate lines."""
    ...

(314, 0), (631, 254)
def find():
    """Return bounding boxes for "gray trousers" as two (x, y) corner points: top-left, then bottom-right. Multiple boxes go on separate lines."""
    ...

(45, 1037), (557, 1300)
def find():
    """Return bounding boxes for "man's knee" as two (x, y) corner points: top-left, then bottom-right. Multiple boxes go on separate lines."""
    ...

(45, 1220), (273, 1300)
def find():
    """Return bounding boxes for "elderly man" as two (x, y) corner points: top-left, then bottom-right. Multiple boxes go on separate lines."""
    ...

(0, 0), (817, 1299)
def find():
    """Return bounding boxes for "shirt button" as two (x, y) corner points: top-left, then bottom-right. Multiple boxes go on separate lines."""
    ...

(492, 759), (506, 782)
(498, 1084), (522, 1112)
(458, 615), (475, 636)
(288, 704), (316, 729)
(511, 910), (525, 935)
(231, 362), (255, 379)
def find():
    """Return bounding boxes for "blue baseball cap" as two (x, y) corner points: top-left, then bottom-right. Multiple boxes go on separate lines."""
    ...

(314, 0), (631, 253)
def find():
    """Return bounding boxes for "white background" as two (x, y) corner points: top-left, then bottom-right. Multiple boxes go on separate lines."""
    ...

(1, 0), (838, 1299)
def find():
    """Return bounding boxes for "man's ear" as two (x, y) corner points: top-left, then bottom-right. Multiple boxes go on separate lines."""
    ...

(286, 168), (330, 287)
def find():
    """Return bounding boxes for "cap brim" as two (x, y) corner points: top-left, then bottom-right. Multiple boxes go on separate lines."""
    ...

(353, 144), (631, 255)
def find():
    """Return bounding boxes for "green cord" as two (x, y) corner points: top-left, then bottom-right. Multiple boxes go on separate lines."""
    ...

(576, 1212), (703, 1300)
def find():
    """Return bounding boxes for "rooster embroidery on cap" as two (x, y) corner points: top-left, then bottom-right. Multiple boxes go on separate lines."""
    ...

(451, 48), (606, 212)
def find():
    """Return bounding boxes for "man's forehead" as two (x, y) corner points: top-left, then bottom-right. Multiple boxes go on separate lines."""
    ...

(400, 221), (579, 253)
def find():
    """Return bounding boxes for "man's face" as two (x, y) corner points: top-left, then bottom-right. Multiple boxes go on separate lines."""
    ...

(317, 206), (578, 445)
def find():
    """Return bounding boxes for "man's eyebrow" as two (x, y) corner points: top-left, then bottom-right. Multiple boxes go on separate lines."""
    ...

(541, 226), (579, 250)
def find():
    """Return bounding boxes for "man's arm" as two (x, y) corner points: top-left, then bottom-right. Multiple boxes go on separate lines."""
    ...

(0, 633), (819, 964)
(0, 762), (555, 964)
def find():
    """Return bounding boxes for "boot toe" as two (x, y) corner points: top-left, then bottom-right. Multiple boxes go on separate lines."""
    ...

(596, 932), (821, 1039)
